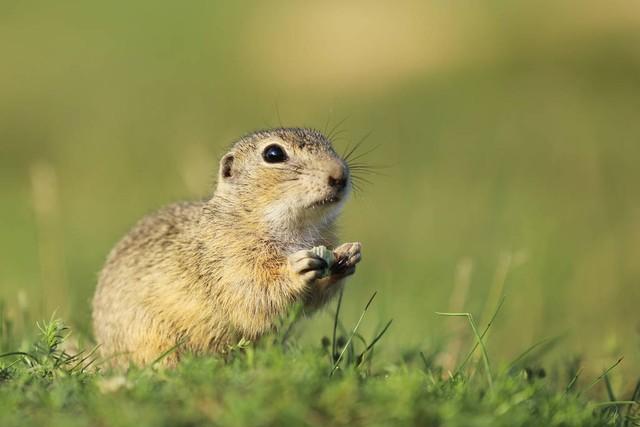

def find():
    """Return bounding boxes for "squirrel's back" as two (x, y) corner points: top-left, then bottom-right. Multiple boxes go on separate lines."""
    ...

(92, 201), (215, 365)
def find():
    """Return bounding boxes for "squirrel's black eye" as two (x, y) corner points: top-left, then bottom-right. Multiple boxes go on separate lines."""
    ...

(262, 144), (288, 163)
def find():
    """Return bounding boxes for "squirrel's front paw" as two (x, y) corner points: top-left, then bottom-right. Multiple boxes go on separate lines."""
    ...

(330, 242), (362, 279)
(288, 250), (329, 284)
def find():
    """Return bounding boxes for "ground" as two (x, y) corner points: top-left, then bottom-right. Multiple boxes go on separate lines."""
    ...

(1, 302), (637, 427)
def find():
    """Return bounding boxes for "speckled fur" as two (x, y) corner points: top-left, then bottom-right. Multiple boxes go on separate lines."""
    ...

(92, 128), (359, 366)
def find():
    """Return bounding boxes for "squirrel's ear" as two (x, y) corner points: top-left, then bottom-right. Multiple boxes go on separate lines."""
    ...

(220, 154), (235, 180)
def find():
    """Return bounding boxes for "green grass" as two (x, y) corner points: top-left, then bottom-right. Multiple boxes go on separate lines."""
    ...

(1, 297), (638, 427)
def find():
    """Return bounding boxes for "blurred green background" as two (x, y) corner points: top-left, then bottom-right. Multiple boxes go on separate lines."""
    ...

(1, 1), (639, 376)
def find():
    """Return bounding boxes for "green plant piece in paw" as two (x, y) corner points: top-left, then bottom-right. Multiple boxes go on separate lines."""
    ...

(311, 245), (335, 277)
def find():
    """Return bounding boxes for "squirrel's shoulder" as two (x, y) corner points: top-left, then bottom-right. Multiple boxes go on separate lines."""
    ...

(131, 200), (206, 235)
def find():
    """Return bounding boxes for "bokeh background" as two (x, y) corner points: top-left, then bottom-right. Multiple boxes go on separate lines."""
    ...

(2, 1), (639, 376)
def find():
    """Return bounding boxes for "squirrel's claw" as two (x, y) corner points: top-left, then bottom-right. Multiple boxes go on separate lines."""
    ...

(331, 242), (362, 275)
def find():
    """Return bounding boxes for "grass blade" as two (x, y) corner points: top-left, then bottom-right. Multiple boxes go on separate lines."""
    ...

(419, 351), (431, 371)
(580, 357), (624, 396)
(591, 401), (637, 408)
(623, 379), (640, 427)
(356, 319), (393, 367)
(280, 302), (304, 346)
(566, 368), (583, 394)
(150, 337), (187, 368)
(436, 311), (493, 389)
(506, 335), (563, 374)
(604, 372), (617, 402)
(331, 287), (345, 361)
(455, 296), (505, 374)
(330, 292), (377, 377)
(69, 345), (100, 373)
(0, 351), (39, 363)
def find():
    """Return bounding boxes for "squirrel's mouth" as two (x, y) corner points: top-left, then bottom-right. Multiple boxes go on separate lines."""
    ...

(308, 195), (341, 209)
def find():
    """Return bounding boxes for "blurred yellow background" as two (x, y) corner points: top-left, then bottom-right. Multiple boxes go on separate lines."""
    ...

(1, 1), (639, 374)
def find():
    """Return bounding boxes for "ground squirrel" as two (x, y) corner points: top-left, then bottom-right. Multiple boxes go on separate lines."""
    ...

(92, 128), (362, 366)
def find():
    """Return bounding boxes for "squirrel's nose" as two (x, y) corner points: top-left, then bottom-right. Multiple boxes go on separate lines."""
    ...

(328, 175), (347, 191)
(327, 164), (348, 192)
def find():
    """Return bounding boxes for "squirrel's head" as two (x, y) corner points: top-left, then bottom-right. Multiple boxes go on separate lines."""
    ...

(214, 128), (350, 231)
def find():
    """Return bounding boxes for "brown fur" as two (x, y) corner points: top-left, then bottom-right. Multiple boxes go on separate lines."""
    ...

(92, 128), (360, 366)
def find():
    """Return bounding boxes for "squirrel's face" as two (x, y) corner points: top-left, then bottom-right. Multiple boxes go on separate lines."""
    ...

(215, 129), (350, 230)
